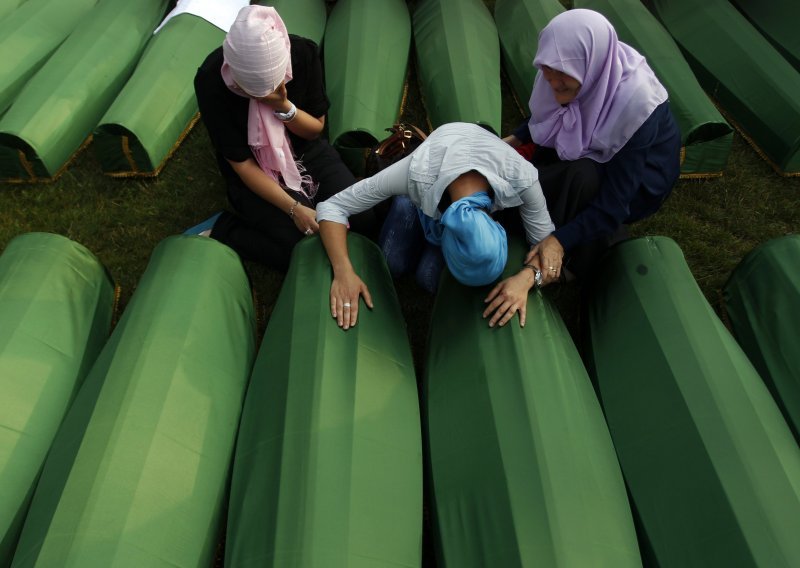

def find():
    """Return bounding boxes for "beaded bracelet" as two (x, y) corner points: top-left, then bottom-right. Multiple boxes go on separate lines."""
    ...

(274, 102), (297, 122)
(288, 199), (299, 218)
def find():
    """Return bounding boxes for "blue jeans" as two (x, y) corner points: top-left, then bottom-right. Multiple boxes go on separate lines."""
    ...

(378, 196), (445, 294)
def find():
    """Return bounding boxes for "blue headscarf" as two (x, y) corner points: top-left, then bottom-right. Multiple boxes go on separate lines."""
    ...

(419, 192), (508, 286)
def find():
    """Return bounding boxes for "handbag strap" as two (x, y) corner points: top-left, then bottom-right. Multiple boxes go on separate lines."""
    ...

(374, 123), (427, 156)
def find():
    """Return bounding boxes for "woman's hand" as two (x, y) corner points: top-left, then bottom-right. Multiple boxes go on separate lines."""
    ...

(259, 81), (290, 112)
(291, 203), (319, 236)
(526, 235), (565, 286)
(319, 220), (372, 331)
(330, 268), (373, 330)
(483, 269), (536, 328)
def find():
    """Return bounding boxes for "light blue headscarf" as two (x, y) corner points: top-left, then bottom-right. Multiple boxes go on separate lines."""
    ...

(419, 192), (508, 286)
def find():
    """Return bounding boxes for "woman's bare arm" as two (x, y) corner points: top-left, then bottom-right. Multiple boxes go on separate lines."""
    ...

(259, 82), (325, 140)
(228, 158), (318, 234)
(319, 220), (373, 330)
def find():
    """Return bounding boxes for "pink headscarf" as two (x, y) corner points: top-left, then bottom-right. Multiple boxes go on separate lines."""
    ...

(221, 5), (315, 196)
(528, 9), (668, 163)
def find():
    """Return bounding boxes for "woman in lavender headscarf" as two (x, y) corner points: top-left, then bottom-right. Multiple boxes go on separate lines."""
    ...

(191, 5), (376, 270)
(504, 9), (681, 284)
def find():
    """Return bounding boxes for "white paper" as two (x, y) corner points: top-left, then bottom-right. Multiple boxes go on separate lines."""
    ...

(154, 0), (249, 34)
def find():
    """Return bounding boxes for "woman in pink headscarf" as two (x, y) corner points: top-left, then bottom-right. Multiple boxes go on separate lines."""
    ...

(503, 9), (681, 285)
(192, 5), (376, 270)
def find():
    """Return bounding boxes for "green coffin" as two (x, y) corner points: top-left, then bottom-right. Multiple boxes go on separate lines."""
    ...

(10, 236), (256, 568)
(647, 0), (800, 175)
(0, 0), (29, 22)
(424, 240), (640, 567)
(585, 236), (800, 567)
(723, 235), (800, 442)
(93, 14), (225, 177)
(325, 0), (411, 177)
(257, 0), (326, 44)
(493, 0), (564, 113)
(0, 0), (168, 182)
(0, 0), (98, 116)
(0, 233), (114, 566)
(413, 0), (502, 134)
(576, 0), (733, 177)
(730, 0), (800, 72)
(225, 235), (422, 568)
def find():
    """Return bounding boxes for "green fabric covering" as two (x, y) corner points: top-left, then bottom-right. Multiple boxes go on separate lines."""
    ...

(10, 236), (256, 568)
(0, 0), (168, 181)
(0, 233), (114, 566)
(413, 0), (502, 134)
(325, 0), (411, 177)
(723, 235), (800, 443)
(225, 235), (422, 568)
(680, 132), (733, 177)
(647, 0), (800, 174)
(493, 0), (564, 112)
(730, 0), (800, 72)
(257, 0), (326, 44)
(576, 0), (733, 176)
(585, 236), (800, 567)
(94, 14), (225, 176)
(424, 239), (640, 567)
(0, 0), (98, 116)
(0, 0), (29, 22)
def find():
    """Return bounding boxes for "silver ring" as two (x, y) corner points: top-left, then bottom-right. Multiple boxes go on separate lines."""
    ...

(343, 302), (351, 308)
(305, 229), (312, 235)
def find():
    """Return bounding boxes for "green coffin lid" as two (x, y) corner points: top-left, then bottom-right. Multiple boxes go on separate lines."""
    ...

(648, 0), (800, 175)
(424, 239), (641, 567)
(729, 0), (800, 72)
(11, 236), (256, 568)
(325, 0), (411, 177)
(94, 14), (225, 177)
(576, 0), (733, 177)
(0, 0), (30, 23)
(257, 0), (326, 44)
(723, 235), (800, 442)
(0, 0), (98, 116)
(493, 0), (564, 114)
(0, 0), (168, 182)
(413, 0), (502, 134)
(0, 233), (114, 565)
(225, 235), (422, 568)
(585, 236), (800, 566)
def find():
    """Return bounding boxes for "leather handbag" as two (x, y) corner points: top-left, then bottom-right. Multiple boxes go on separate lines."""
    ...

(364, 123), (428, 177)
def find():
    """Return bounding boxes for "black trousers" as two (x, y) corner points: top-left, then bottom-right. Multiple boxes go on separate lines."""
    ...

(211, 140), (378, 271)
(537, 154), (619, 278)
(499, 148), (625, 278)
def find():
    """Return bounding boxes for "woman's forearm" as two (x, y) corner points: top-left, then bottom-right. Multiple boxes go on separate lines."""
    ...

(281, 104), (325, 140)
(319, 220), (353, 275)
(228, 158), (298, 212)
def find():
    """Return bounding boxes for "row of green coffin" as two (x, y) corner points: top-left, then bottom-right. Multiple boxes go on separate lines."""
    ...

(2, 229), (799, 566)
(0, 232), (421, 567)
(9, 0), (799, 181)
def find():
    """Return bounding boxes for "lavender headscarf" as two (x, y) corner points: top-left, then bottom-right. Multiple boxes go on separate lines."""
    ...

(528, 9), (668, 163)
